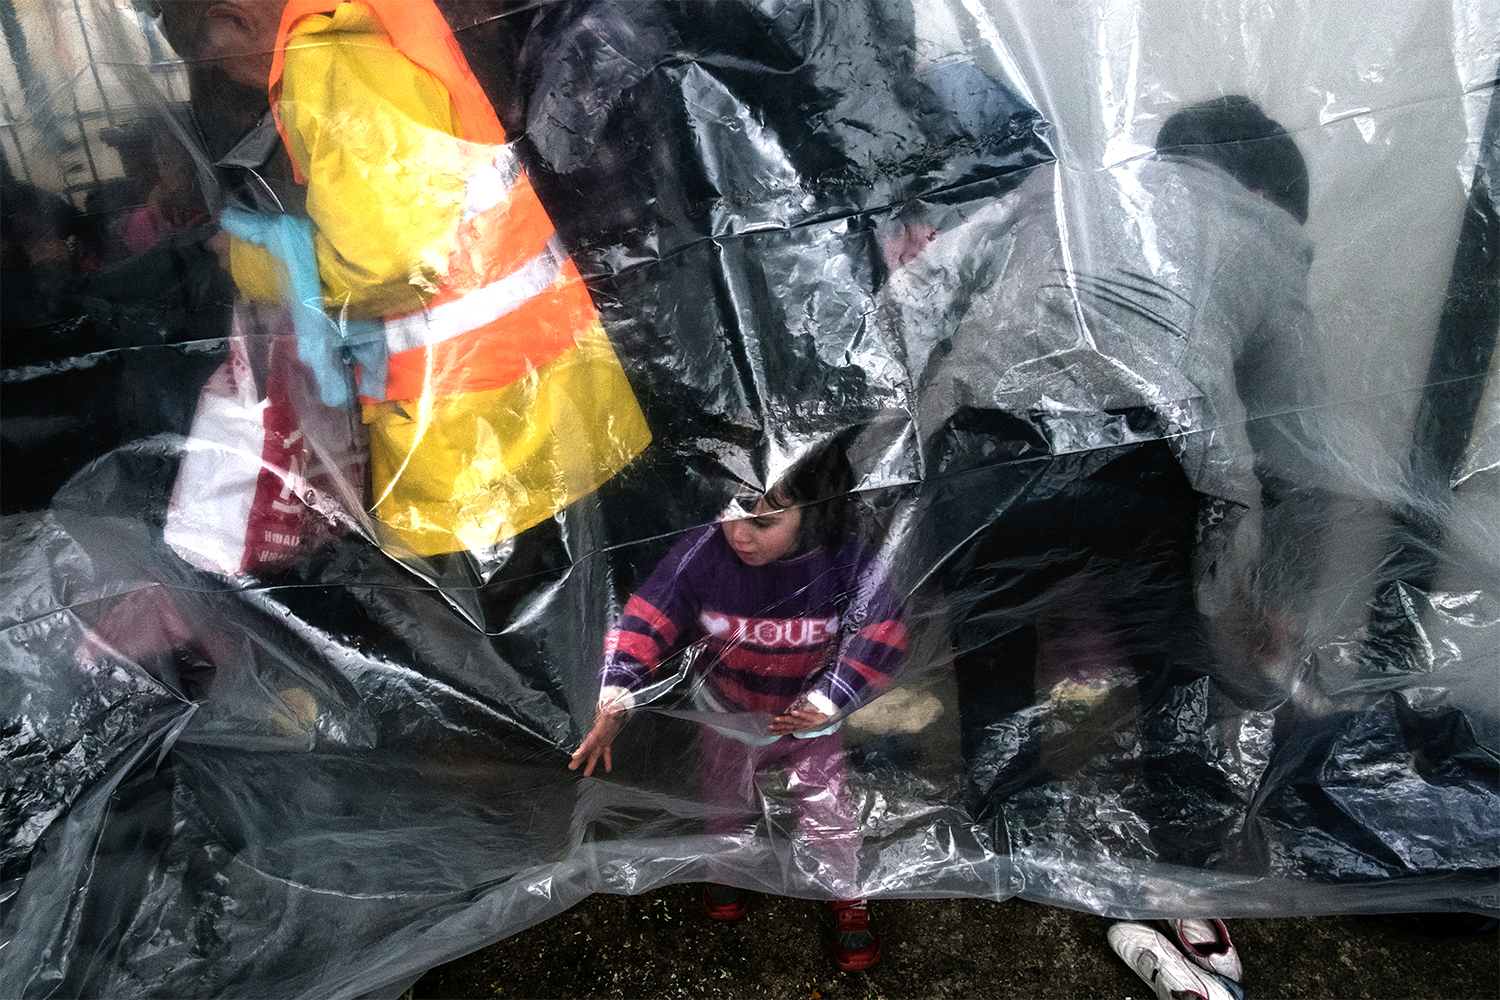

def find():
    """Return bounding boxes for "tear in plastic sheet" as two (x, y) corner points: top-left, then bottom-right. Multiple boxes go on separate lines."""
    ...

(2, 2), (1497, 997)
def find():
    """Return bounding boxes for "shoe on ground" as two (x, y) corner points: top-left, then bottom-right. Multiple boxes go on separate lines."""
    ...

(1166, 918), (1243, 982)
(1108, 922), (1237, 1000)
(701, 883), (749, 921)
(830, 899), (882, 971)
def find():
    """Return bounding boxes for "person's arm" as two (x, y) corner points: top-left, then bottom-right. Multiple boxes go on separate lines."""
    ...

(774, 544), (908, 734)
(568, 591), (678, 776)
(1234, 234), (1332, 603)
(276, 3), (470, 319)
(568, 528), (711, 772)
(1216, 225), (1333, 681)
(596, 592), (688, 709)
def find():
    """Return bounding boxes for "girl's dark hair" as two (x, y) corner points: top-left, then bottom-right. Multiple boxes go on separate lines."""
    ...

(762, 438), (856, 550)
(1155, 95), (1309, 224)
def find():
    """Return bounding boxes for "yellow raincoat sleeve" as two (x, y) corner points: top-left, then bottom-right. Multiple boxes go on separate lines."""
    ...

(276, 3), (468, 319)
(228, 238), (282, 302)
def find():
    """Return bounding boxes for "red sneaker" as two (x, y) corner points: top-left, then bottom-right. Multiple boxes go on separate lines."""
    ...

(830, 899), (882, 971)
(701, 884), (749, 921)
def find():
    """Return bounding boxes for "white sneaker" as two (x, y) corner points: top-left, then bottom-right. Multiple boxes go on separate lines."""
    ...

(1168, 918), (1243, 982)
(1108, 922), (1238, 1000)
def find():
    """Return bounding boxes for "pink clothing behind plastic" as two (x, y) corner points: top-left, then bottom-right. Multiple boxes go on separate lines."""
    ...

(698, 725), (861, 897)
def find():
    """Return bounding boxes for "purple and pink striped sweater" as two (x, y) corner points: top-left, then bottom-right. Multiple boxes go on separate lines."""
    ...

(600, 523), (907, 720)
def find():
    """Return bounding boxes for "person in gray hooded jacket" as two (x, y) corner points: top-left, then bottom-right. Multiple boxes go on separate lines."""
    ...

(874, 97), (1328, 877)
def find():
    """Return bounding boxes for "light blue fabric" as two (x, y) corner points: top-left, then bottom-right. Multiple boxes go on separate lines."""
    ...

(220, 209), (375, 408)
(343, 320), (387, 401)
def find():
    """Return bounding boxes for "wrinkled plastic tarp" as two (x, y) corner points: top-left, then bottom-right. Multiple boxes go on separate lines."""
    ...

(2, 1), (1498, 997)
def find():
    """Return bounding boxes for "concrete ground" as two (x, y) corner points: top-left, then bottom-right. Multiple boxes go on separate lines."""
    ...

(411, 887), (1498, 999)
(412, 663), (1498, 999)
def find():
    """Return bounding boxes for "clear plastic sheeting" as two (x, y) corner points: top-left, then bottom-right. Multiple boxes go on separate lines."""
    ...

(1, 1), (1496, 996)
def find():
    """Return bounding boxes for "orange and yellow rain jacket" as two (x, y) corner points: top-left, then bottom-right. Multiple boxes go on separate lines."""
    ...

(231, 0), (650, 558)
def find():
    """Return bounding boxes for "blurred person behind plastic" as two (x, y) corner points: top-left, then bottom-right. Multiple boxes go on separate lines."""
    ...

(153, 0), (651, 570)
(867, 92), (1326, 998)
(116, 129), (212, 256)
(0, 166), (230, 513)
(876, 96), (1329, 877)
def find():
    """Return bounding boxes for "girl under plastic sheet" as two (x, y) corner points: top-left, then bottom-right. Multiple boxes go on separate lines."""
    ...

(572, 442), (907, 970)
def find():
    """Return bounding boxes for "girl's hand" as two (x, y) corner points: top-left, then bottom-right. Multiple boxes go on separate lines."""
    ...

(768, 706), (831, 736)
(568, 704), (627, 776)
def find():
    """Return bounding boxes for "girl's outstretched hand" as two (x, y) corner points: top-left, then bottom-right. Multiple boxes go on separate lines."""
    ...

(569, 704), (627, 776)
(768, 705), (831, 736)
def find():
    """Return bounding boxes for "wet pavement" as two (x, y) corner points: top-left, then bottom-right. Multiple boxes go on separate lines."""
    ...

(412, 886), (1498, 999)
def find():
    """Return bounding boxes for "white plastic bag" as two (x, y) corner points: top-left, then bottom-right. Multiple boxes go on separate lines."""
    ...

(165, 304), (363, 577)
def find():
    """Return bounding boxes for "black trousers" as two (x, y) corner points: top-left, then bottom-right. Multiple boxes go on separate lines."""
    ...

(937, 426), (1226, 868)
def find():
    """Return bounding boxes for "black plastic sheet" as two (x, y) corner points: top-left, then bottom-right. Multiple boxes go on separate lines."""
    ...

(2, 2), (1497, 997)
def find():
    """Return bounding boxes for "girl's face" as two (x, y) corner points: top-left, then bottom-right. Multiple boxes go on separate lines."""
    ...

(722, 497), (804, 566)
